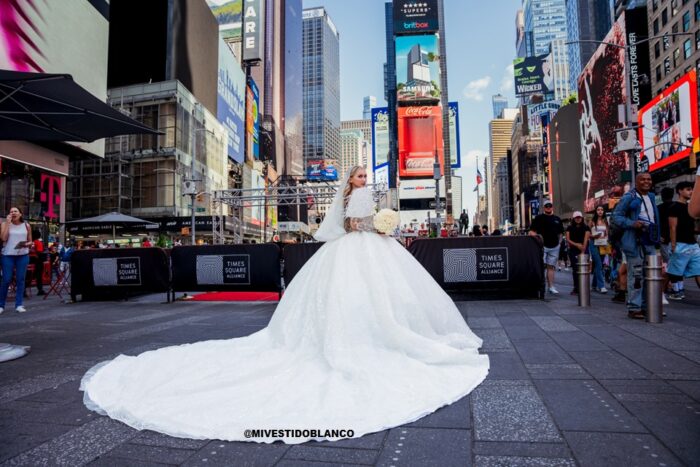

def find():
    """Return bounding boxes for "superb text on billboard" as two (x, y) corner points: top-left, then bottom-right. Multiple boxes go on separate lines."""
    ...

(392, 0), (439, 35)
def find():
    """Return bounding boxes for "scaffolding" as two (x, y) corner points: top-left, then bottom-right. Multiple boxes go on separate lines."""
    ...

(211, 183), (389, 244)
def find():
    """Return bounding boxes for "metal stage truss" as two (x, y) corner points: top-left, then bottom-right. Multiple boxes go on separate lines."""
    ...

(211, 183), (389, 244)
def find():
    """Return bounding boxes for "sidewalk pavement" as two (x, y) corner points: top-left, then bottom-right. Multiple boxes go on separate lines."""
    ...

(0, 275), (699, 467)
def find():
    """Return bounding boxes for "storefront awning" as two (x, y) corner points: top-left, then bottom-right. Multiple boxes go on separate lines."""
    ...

(0, 70), (161, 142)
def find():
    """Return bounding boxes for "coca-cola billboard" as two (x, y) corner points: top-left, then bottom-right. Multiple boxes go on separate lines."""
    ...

(398, 106), (443, 178)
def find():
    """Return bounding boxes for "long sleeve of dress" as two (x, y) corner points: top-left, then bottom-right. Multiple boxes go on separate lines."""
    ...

(344, 188), (377, 233)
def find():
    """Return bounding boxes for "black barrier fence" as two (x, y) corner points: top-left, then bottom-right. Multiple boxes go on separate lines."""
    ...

(282, 242), (325, 286)
(170, 244), (282, 298)
(408, 236), (545, 299)
(70, 237), (544, 302)
(71, 248), (171, 301)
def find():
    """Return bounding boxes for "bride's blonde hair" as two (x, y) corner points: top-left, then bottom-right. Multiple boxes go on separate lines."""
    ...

(343, 166), (365, 202)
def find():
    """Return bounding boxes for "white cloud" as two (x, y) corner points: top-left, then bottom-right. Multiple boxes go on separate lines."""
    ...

(462, 76), (491, 101)
(499, 63), (515, 95)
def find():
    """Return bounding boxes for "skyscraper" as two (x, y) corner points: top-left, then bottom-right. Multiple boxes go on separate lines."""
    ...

(363, 96), (377, 120)
(523, 0), (570, 99)
(492, 94), (509, 119)
(340, 129), (365, 179)
(302, 7), (341, 172)
(566, 0), (612, 92)
(488, 115), (516, 230)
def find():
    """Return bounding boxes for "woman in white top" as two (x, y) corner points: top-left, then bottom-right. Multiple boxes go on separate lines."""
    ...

(588, 205), (609, 294)
(0, 207), (32, 313)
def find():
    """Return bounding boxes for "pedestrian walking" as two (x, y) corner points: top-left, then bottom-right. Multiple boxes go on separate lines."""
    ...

(0, 207), (32, 313)
(529, 200), (564, 295)
(28, 231), (46, 295)
(566, 211), (591, 295)
(589, 205), (609, 293)
(611, 173), (661, 319)
(666, 181), (700, 300)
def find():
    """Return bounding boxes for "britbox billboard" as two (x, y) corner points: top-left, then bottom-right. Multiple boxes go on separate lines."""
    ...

(393, 0), (439, 35)
(396, 34), (441, 104)
(638, 70), (699, 172)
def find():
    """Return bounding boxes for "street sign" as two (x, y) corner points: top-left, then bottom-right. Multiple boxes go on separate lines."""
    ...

(429, 201), (446, 209)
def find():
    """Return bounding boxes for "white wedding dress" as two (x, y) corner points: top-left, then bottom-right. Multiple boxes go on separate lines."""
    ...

(80, 185), (489, 444)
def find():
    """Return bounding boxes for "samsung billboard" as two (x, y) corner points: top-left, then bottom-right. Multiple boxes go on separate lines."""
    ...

(396, 34), (441, 104)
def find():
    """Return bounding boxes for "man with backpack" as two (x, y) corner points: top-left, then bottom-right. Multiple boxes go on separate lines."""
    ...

(611, 173), (661, 319)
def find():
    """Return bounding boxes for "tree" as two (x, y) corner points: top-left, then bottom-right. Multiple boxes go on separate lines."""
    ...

(562, 92), (578, 106)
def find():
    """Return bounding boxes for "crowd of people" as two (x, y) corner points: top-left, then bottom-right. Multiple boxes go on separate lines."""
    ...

(529, 173), (699, 319)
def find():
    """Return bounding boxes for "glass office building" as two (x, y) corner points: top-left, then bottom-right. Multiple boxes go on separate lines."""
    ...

(302, 7), (341, 169)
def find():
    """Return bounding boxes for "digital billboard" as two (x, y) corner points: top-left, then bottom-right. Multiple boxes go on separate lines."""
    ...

(578, 15), (627, 212)
(398, 106), (443, 178)
(306, 160), (339, 181)
(374, 103), (459, 171)
(0, 0), (109, 157)
(207, 0), (243, 41)
(372, 107), (390, 170)
(246, 77), (260, 161)
(639, 70), (699, 172)
(242, 0), (264, 62)
(218, 39), (246, 163)
(513, 54), (553, 96)
(393, 0), (439, 35)
(548, 104), (584, 218)
(396, 35), (441, 104)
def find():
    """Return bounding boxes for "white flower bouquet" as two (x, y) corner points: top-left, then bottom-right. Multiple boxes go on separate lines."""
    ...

(373, 209), (400, 235)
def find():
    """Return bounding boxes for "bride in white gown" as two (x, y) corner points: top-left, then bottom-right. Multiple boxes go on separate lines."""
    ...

(80, 165), (489, 444)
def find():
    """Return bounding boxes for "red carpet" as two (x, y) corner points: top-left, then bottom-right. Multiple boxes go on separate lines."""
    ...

(189, 291), (280, 302)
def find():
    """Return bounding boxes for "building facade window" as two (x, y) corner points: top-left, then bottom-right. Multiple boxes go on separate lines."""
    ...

(655, 40), (661, 58)
(683, 11), (691, 31)
(662, 7), (668, 26)
(684, 38), (693, 58)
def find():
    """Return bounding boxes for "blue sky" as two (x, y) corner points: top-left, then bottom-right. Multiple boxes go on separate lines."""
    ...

(302, 0), (522, 215)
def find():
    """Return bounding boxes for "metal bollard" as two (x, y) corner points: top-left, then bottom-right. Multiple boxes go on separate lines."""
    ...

(644, 254), (663, 323)
(577, 253), (591, 307)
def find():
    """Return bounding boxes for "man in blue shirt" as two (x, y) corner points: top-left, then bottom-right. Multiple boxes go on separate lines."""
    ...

(612, 173), (661, 319)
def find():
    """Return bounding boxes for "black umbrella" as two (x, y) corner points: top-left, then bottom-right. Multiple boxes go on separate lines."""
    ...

(66, 212), (159, 241)
(0, 70), (161, 142)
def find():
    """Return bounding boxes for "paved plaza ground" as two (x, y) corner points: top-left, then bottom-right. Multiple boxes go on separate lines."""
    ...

(1, 272), (699, 467)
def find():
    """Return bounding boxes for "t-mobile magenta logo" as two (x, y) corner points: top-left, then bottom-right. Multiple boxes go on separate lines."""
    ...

(40, 174), (61, 219)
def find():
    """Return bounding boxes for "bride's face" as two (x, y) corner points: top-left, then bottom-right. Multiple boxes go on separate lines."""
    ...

(350, 169), (367, 188)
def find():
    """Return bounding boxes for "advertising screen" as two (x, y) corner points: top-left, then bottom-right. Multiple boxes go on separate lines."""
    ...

(393, 0), (439, 35)
(398, 106), (443, 178)
(246, 77), (260, 161)
(207, 0), (243, 41)
(396, 35), (441, 104)
(638, 70), (698, 172)
(548, 104), (584, 218)
(372, 107), (390, 170)
(0, 0), (109, 156)
(578, 15), (627, 212)
(218, 39), (246, 163)
(513, 54), (554, 96)
(306, 160), (339, 181)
